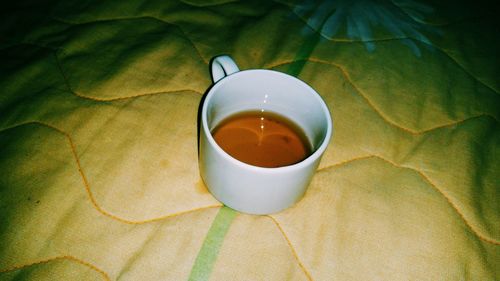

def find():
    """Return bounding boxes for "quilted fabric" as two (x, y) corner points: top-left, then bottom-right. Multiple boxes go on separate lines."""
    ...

(0, 0), (498, 280)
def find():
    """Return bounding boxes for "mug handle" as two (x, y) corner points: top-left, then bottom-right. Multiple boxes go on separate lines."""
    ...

(210, 55), (240, 83)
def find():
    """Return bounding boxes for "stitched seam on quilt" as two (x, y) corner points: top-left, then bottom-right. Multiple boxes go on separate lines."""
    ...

(18, 43), (500, 135)
(266, 58), (499, 134)
(266, 215), (314, 281)
(52, 16), (208, 64)
(0, 42), (205, 100)
(0, 255), (111, 281)
(270, 50), (499, 97)
(52, 51), (204, 101)
(2, 121), (496, 245)
(317, 155), (500, 246)
(1, 6), (497, 281)
(0, 121), (222, 225)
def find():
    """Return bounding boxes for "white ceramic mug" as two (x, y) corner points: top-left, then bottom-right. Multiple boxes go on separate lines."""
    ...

(199, 55), (333, 215)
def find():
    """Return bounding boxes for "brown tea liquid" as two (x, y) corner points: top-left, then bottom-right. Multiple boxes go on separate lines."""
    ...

(212, 110), (312, 168)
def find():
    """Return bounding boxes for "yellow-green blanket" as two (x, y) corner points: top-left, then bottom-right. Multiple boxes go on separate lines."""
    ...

(1, 0), (498, 280)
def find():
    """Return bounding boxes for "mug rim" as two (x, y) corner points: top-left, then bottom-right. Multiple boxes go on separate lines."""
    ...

(201, 68), (333, 173)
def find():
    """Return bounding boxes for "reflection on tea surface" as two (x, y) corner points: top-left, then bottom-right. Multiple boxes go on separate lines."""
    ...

(212, 110), (312, 168)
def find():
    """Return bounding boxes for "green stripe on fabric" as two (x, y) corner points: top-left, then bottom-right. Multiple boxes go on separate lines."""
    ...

(287, 32), (321, 77)
(188, 206), (237, 281)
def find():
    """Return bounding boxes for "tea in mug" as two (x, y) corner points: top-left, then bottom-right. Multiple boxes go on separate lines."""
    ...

(212, 110), (312, 168)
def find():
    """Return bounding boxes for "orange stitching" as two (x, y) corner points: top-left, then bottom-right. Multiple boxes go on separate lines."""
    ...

(0, 121), (222, 224)
(413, 114), (498, 133)
(0, 255), (111, 281)
(267, 58), (418, 135)
(70, 88), (204, 102)
(318, 155), (500, 245)
(110, 205), (222, 224)
(266, 215), (314, 281)
(414, 167), (500, 246)
(8, 13), (500, 96)
(266, 58), (499, 132)
(52, 49), (203, 102)
(434, 50), (499, 95)
(265, 10), (500, 96)
(52, 16), (208, 64)
(317, 155), (375, 172)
